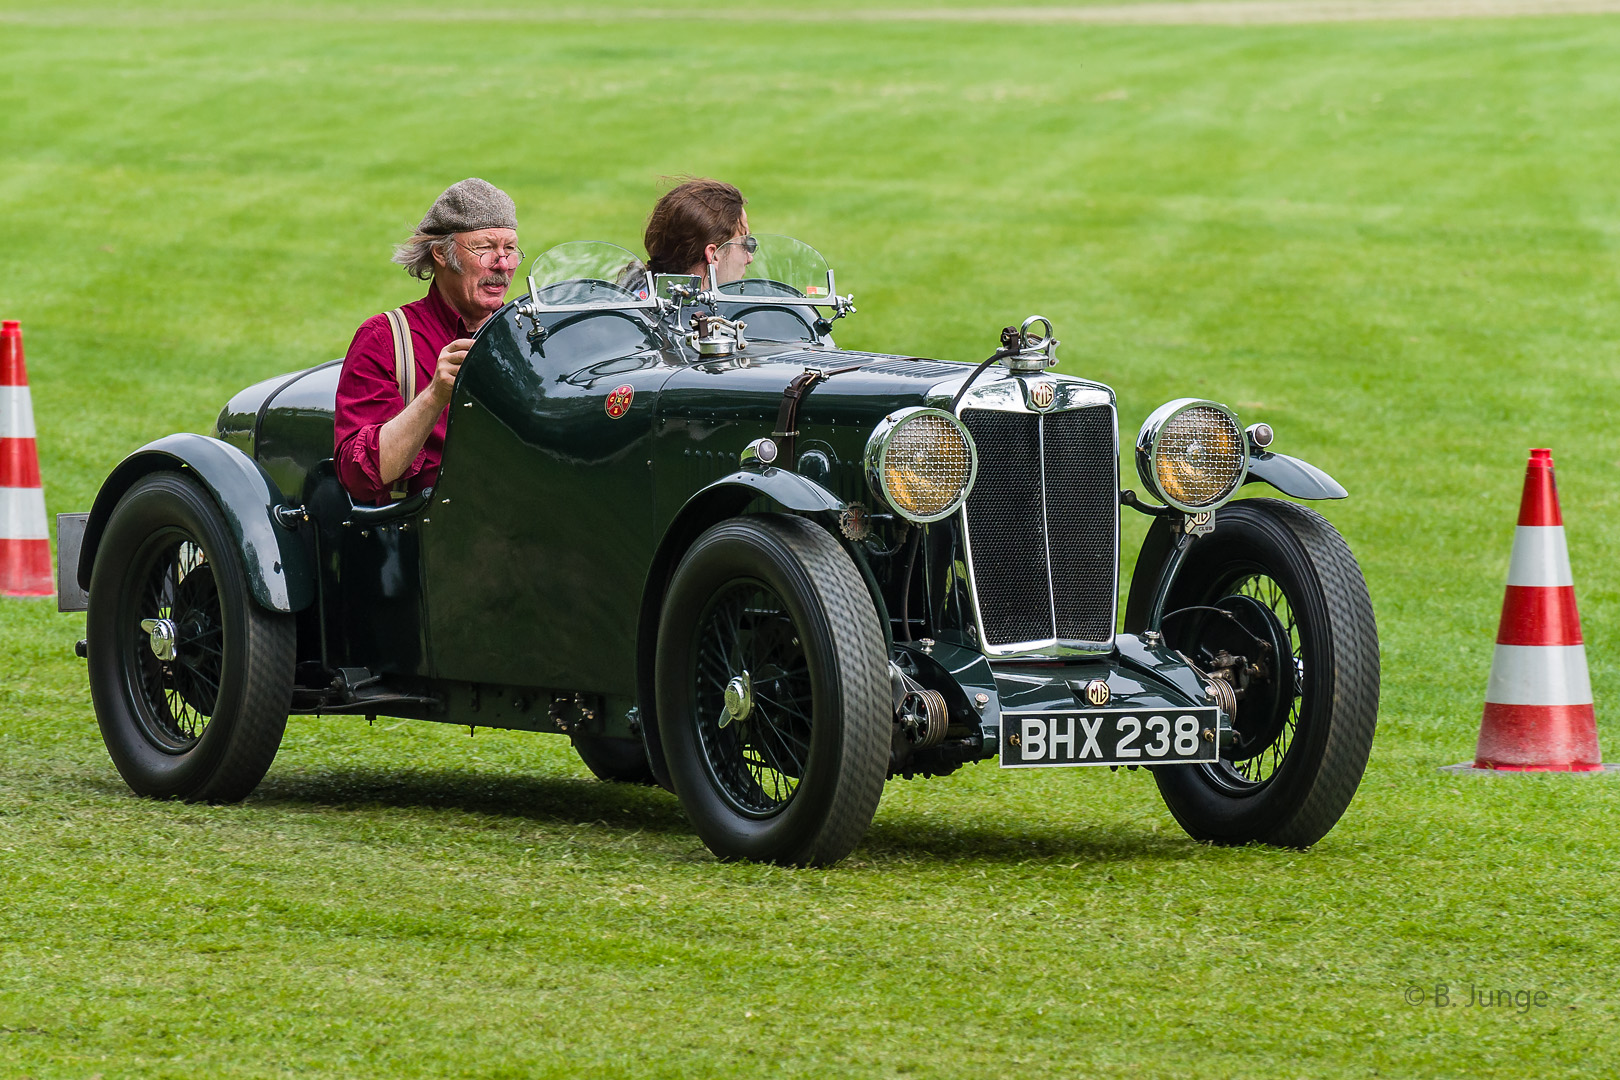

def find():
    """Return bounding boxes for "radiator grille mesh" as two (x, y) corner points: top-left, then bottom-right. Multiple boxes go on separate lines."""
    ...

(1044, 408), (1120, 643)
(960, 403), (1116, 650)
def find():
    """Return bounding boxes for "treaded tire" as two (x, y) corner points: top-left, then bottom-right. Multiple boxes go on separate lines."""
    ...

(1153, 499), (1379, 848)
(87, 472), (295, 802)
(656, 514), (889, 866)
(572, 734), (657, 785)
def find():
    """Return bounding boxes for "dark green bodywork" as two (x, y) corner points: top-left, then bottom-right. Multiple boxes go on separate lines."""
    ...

(82, 289), (1344, 777)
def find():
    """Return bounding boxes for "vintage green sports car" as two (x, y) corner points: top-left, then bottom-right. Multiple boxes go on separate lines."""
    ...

(59, 237), (1379, 865)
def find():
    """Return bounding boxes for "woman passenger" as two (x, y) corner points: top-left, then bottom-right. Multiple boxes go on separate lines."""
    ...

(643, 178), (755, 286)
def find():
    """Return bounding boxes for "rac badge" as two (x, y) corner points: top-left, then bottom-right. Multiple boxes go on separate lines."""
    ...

(605, 384), (634, 419)
(1029, 380), (1056, 410)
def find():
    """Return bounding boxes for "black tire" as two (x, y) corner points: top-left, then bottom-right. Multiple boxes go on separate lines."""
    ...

(1153, 498), (1378, 848)
(86, 472), (295, 802)
(655, 514), (890, 866)
(571, 734), (657, 785)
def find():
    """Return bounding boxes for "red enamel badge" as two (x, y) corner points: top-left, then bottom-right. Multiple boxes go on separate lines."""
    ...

(605, 384), (634, 418)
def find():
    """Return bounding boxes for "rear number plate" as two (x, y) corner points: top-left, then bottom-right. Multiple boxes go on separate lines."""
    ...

(1000, 708), (1220, 767)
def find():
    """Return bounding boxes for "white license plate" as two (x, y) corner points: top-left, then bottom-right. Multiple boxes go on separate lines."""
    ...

(999, 708), (1221, 767)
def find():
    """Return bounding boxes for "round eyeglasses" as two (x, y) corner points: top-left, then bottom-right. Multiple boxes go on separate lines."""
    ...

(720, 235), (759, 255)
(457, 241), (525, 268)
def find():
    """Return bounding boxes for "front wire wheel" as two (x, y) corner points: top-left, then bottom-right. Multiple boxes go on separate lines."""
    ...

(656, 515), (890, 866)
(1203, 572), (1301, 790)
(1154, 499), (1379, 848)
(692, 579), (815, 816)
(87, 472), (295, 801)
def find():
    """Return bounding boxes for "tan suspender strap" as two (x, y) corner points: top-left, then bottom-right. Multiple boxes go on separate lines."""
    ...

(385, 308), (416, 403)
(384, 308), (414, 501)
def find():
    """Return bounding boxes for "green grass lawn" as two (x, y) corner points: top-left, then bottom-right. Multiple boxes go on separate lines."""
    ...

(5, 2), (1620, 1076)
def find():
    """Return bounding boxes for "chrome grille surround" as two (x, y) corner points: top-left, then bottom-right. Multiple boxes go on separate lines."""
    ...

(954, 377), (1119, 657)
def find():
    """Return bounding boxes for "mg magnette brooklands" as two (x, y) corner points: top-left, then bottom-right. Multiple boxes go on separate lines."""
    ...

(59, 238), (1379, 866)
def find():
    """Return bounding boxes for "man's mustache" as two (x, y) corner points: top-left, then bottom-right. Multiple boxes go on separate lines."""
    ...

(479, 271), (511, 289)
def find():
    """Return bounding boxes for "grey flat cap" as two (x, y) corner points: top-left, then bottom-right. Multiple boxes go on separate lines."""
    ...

(417, 178), (518, 235)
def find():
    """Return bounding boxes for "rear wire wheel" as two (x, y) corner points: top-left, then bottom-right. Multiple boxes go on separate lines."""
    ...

(656, 515), (889, 865)
(1154, 499), (1379, 847)
(87, 472), (295, 801)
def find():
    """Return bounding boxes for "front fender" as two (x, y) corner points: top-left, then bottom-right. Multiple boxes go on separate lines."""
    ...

(79, 433), (315, 613)
(1128, 450), (1348, 631)
(694, 467), (847, 516)
(1244, 450), (1347, 500)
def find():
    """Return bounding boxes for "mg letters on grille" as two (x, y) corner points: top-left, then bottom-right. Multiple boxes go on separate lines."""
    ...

(1000, 708), (1221, 767)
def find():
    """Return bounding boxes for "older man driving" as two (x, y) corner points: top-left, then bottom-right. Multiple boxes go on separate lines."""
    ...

(334, 178), (520, 504)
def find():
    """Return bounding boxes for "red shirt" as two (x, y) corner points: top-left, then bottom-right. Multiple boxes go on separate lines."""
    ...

(334, 283), (468, 505)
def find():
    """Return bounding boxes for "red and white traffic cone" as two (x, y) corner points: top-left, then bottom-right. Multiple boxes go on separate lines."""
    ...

(1447, 449), (1612, 773)
(0, 320), (52, 597)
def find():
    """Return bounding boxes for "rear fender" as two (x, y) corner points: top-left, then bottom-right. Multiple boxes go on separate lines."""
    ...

(79, 433), (315, 613)
(635, 469), (851, 790)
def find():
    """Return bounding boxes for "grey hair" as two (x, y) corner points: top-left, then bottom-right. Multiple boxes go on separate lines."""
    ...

(391, 231), (463, 280)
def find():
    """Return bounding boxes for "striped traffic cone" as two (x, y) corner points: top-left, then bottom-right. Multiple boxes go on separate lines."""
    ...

(1447, 449), (1610, 773)
(0, 321), (52, 597)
